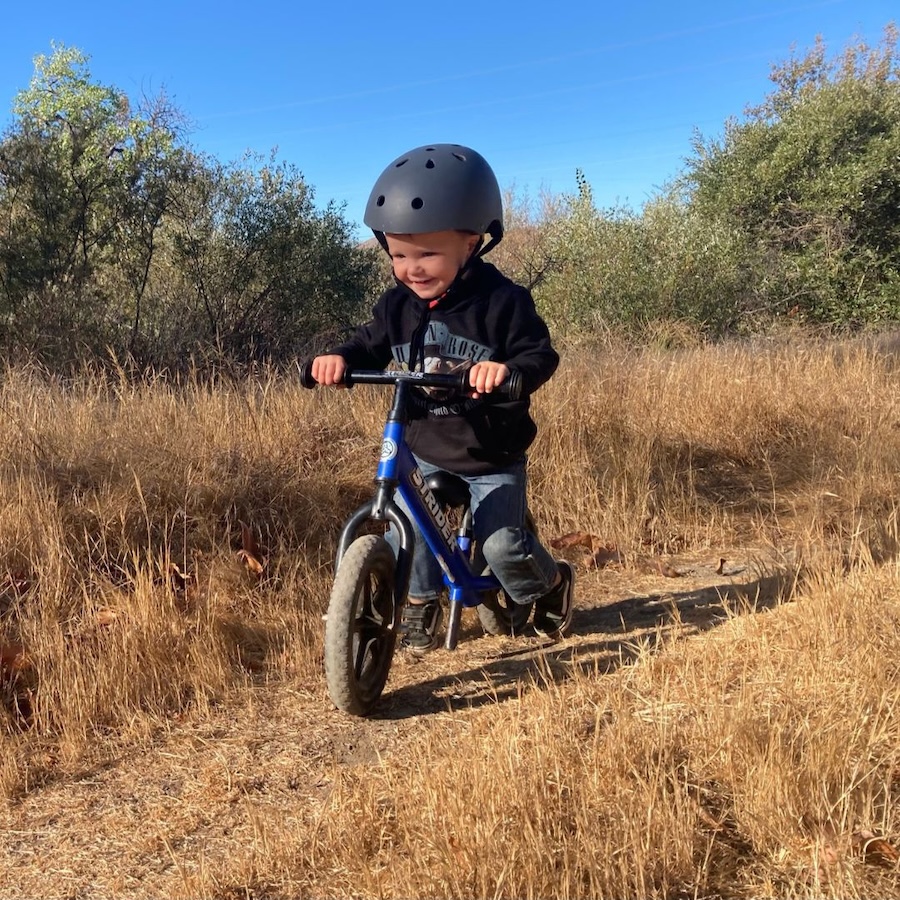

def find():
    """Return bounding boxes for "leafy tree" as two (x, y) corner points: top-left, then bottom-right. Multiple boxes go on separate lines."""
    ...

(167, 152), (376, 363)
(683, 24), (900, 326)
(538, 171), (753, 337)
(0, 45), (193, 357)
(0, 45), (377, 368)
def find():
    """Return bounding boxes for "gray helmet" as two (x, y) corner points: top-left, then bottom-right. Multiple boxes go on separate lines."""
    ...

(364, 144), (504, 254)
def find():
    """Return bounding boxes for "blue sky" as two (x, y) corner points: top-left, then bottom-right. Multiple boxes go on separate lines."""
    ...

(1, 1), (895, 239)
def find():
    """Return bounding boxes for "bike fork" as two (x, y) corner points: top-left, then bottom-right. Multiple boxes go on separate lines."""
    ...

(445, 596), (464, 651)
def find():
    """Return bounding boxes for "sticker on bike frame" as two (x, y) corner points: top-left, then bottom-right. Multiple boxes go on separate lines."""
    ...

(409, 468), (456, 549)
(434, 554), (451, 578)
(380, 438), (398, 461)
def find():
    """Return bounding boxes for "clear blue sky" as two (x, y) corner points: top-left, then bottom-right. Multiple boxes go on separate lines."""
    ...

(0, 1), (895, 239)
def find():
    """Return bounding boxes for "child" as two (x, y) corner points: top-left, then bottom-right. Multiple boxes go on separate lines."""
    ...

(310, 143), (573, 652)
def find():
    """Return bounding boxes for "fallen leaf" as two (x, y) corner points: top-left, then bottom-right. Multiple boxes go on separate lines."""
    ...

(0, 641), (31, 679)
(852, 830), (900, 868)
(716, 558), (726, 575)
(238, 520), (266, 575)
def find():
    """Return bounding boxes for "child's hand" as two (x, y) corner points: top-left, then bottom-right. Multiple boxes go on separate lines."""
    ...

(311, 355), (347, 386)
(468, 361), (509, 397)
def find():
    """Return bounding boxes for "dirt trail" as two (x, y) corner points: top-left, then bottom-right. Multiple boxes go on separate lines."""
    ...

(0, 546), (787, 899)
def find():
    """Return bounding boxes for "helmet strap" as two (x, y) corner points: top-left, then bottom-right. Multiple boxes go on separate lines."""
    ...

(478, 221), (503, 257)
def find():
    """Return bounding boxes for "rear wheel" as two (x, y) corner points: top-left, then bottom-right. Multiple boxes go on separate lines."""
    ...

(477, 587), (533, 635)
(323, 535), (398, 716)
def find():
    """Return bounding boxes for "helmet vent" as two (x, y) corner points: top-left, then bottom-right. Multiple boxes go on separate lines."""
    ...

(411, 198), (424, 210)
(375, 195), (385, 207)
(425, 159), (435, 169)
(395, 159), (408, 168)
(452, 152), (466, 162)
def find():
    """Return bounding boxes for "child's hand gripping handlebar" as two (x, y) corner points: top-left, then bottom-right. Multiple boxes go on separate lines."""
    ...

(298, 362), (523, 401)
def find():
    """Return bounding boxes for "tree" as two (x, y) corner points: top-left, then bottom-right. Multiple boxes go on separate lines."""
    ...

(536, 171), (752, 337)
(683, 24), (900, 326)
(166, 151), (376, 363)
(0, 44), (191, 360)
(0, 45), (377, 368)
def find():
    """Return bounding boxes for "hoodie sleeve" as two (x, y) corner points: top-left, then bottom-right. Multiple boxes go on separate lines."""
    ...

(326, 291), (395, 369)
(498, 286), (560, 396)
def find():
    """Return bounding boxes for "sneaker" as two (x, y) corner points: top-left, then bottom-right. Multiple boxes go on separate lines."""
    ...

(400, 601), (442, 654)
(533, 561), (575, 640)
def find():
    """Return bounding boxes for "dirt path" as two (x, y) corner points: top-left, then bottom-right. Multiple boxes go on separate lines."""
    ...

(0, 546), (788, 899)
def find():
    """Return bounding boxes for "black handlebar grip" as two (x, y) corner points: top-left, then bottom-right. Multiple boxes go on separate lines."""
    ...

(504, 370), (523, 402)
(454, 368), (523, 401)
(298, 360), (318, 389)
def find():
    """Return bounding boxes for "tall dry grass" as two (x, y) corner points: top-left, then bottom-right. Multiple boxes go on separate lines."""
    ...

(0, 364), (370, 776)
(221, 563), (899, 900)
(2, 332), (900, 897)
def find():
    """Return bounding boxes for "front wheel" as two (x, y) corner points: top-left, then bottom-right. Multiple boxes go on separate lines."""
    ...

(324, 534), (398, 716)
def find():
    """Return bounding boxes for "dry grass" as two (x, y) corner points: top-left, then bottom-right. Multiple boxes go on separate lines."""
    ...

(2, 333), (900, 898)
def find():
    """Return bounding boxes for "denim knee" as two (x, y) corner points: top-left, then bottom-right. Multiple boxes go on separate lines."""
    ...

(482, 526), (558, 605)
(482, 525), (527, 564)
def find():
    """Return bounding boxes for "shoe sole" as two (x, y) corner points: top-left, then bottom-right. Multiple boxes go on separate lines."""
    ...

(534, 561), (575, 640)
(402, 638), (440, 656)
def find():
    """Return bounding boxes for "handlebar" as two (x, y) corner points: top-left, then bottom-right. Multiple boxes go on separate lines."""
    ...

(298, 361), (523, 402)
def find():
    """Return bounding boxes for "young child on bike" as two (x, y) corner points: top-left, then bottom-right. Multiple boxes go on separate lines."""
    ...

(310, 143), (574, 653)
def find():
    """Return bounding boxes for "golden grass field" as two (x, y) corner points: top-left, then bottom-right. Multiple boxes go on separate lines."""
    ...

(2, 332), (900, 898)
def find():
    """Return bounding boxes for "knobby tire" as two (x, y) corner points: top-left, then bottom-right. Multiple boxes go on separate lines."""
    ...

(324, 534), (398, 716)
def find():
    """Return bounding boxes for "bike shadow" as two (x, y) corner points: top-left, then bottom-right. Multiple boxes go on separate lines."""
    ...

(373, 569), (797, 720)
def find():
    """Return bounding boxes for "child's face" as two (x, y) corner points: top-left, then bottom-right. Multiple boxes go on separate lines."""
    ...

(385, 231), (480, 301)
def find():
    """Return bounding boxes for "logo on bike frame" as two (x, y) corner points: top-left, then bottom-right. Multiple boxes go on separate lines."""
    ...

(380, 438), (398, 461)
(409, 468), (456, 549)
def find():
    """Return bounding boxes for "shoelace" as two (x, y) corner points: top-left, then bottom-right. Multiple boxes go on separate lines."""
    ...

(403, 604), (434, 628)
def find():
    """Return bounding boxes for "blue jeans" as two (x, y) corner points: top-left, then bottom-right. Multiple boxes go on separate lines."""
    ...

(387, 457), (560, 604)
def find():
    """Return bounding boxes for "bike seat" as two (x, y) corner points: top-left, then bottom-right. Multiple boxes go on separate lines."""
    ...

(426, 472), (471, 509)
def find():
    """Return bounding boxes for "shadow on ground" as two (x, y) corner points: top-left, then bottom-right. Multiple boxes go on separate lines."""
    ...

(374, 569), (798, 719)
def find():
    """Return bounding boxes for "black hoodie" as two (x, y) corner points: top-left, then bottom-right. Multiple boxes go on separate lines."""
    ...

(328, 259), (559, 474)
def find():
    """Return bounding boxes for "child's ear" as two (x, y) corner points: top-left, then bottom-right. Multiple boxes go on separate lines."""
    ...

(466, 234), (481, 254)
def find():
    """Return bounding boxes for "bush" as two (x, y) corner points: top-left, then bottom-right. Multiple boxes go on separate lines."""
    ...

(682, 25), (900, 327)
(536, 173), (756, 338)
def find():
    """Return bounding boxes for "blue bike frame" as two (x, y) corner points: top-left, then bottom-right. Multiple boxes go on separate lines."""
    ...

(327, 370), (520, 650)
